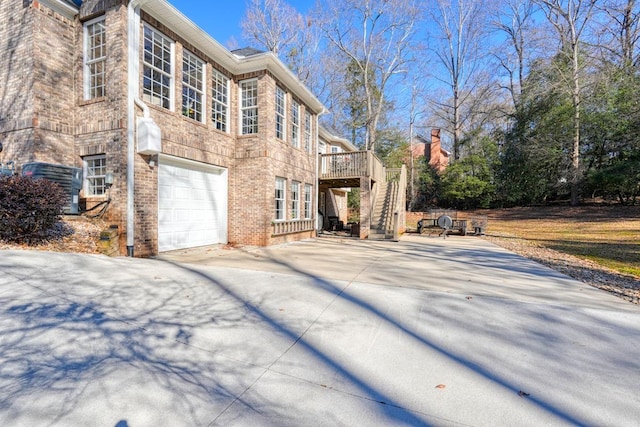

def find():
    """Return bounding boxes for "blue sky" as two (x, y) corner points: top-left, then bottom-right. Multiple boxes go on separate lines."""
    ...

(168, 0), (315, 47)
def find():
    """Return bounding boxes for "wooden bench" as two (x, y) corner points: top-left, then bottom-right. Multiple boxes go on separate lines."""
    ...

(417, 218), (468, 236)
(417, 210), (468, 236)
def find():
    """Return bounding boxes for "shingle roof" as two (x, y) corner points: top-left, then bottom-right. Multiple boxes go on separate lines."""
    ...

(231, 47), (266, 58)
(61, 0), (82, 7)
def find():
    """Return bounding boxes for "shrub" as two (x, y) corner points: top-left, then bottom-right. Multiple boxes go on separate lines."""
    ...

(0, 175), (67, 244)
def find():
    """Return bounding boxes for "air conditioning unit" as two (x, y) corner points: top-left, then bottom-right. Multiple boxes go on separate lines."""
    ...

(22, 162), (83, 214)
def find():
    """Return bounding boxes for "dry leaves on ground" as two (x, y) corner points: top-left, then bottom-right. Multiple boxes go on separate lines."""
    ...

(484, 234), (640, 305)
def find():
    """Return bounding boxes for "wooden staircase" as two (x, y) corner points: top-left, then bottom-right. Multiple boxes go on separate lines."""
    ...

(369, 181), (399, 240)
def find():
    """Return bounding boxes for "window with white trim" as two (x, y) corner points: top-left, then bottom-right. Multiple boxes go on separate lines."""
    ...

(211, 69), (229, 132)
(291, 181), (300, 220)
(275, 177), (286, 221)
(83, 155), (107, 196)
(240, 79), (258, 135)
(304, 183), (312, 219)
(304, 111), (312, 153)
(275, 86), (286, 140)
(83, 17), (106, 100)
(291, 100), (300, 147)
(182, 50), (204, 122)
(142, 25), (173, 110)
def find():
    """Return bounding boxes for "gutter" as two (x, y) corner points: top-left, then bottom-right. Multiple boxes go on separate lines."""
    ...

(126, 0), (152, 256)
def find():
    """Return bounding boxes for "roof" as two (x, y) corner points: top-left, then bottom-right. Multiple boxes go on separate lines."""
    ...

(41, 0), (80, 17)
(142, 0), (326, 115)
(318, 126), (358, 152)
(231, 47), (266, 58)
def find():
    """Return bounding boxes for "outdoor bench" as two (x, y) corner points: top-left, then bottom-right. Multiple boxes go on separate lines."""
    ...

(417, 217), (468, 236)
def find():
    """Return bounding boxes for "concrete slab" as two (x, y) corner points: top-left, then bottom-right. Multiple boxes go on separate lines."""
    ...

(1, 234), (639, 426)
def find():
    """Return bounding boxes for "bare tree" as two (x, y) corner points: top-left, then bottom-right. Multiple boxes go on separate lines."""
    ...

(317, 0), (418, 151)
(492, 0), (539, 111)
(595, 0), (640, 67)
(240, 0), (321, 89)
(241, 0), (301, 55)
(536, 0), (598, 205)
(427, 0), (494, 161)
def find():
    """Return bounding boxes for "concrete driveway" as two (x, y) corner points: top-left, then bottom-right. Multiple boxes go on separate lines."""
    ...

(1, 235), (639, 426)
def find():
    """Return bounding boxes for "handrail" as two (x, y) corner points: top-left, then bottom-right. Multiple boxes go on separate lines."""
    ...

(320, 151), (385, 182)
(388, 165), (407, 239)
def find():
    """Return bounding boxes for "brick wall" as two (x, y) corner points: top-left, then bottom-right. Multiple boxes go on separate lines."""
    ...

(2, 1), (322, 255)
(0, 2), (37, 166)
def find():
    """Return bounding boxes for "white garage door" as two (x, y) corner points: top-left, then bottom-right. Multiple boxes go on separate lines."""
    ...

(158, 156), (228, 252)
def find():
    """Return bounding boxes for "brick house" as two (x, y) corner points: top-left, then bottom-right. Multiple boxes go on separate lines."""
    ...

(412, 129), (450, 173)
(0, 0), (326, 256)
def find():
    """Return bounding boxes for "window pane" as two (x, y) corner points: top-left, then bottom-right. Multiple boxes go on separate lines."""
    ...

(211, 70), (228, 132)
(143, 25), (173, 111)
(84, 18), (106, 100)
(85, 155), (107, 196)
(241, 80), (259, 135)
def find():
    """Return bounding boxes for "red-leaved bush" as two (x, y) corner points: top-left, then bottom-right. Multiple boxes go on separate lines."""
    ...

(0, 175), (67, 244)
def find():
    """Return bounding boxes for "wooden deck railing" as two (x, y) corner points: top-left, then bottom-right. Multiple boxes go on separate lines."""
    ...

(320, 151), (385, 182)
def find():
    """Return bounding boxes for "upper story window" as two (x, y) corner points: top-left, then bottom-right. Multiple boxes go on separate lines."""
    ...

(275, 177), (286, 221)
(291, 181), (300, 220)
(83, 17), (106, 100)
(240, 79), (258, 135)
(275, 86), (286, 140)
(142, 25), (174, 110)
(291, 100), (300, 148)
(83, 154), (107, 196)
(182, 50), (204, 122)
(211, 69), (229, 132)
(304, 111), (312, 153)
(319, 140), (327, 154)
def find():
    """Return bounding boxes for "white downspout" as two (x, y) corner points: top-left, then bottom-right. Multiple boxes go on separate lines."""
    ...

(126, 0), (151, 256)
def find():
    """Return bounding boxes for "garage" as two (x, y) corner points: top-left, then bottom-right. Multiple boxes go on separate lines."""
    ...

(158, 156), (228, 252)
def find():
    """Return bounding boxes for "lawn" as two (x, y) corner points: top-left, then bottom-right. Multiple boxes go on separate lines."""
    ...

(407, 205), (640, 278)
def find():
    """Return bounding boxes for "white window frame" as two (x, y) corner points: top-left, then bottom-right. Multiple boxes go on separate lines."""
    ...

(83, 17), (107, 100)
(304, 183), (313, 219)
(83, 154), (107, 196)
(304, 110), (312, 153)
(182, 49), (205, 122)
(291, 181), (301, 220)
(211, 69), (229, 132)
(142, 25), (174, 110)
(291, 99), (300, 148)
(275, 86), (286, 140)
(275, 177), (286, 221)
(240, 79), (259, 135)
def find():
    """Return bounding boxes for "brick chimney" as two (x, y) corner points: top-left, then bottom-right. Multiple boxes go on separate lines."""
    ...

(428, 128), (444, 172)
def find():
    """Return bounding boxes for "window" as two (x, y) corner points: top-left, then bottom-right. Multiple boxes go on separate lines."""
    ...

(275, 177), (286, 221)
(143, 25), (173, 110)
(304, 184), (312, 219)
(211, 69), (229, 132)
(304, 111), (312, 153)
(291, 181), (300, 220)
(182, 50), (204, 122)
(84, 155), (107, 196)
(240, 79), (258, 135)
(275, 86), (286, 140)
(84, 17), (106, 99)
(291, 100), (300, 147)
